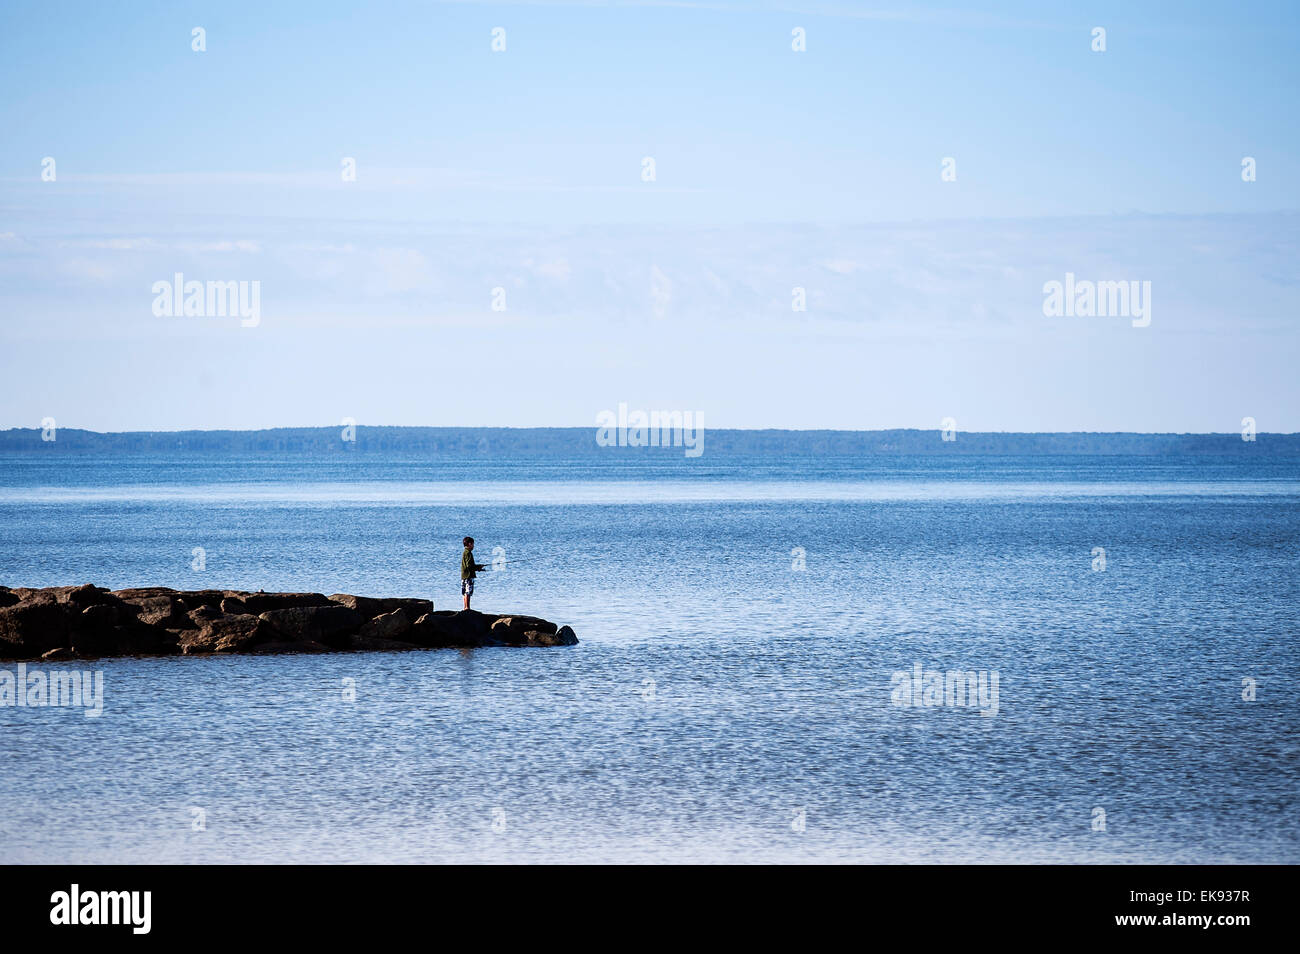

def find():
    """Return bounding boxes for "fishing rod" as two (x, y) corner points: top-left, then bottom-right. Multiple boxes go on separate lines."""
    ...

(477, 549), (609, 569)
(482, 557), (545, 568)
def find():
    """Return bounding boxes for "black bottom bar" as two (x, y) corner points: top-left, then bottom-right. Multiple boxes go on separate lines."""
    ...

(0, 864), (1285, 941)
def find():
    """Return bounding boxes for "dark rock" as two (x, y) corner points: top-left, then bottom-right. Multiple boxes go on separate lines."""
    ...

(179, 612), (268, 654)
(258, 605), (363, 648)
(72, 603), (161, 657)
(491, 615), (559, 645)
(61, 584), (117, 610)
(238, 592), (335, 615)
(407, 613), (449, 647)
(357, 607), (416, 642)
(0, 586), (576, 658)
(489, 616), (575, 648)
(492, 615), (559, 636)
(112, 587), (180, 600)
(175, 590), (229, 612)
(117, 593), (191, 629)
(329, 594), (433, 621)
(75, 622), (179, 658)
(410, 610), (497, 648)
(530, 625), (579, 647)
(0, 595), (71, 658)
(81, 602), (127, 628)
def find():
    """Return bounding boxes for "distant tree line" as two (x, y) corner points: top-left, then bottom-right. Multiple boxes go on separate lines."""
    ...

(2, 427), (1296, 455)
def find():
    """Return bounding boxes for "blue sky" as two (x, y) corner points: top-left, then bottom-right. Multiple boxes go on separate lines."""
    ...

(1, 1), (1297, 431)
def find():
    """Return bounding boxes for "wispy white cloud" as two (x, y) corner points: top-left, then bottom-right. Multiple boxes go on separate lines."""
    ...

(532, 259), (573, 280)
(2, 212), (1296, 335)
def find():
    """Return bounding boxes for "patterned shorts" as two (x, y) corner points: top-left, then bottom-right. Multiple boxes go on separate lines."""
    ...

(461, 578), (474, 596)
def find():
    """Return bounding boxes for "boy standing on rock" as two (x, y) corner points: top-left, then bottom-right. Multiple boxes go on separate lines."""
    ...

(461, 536), (486, 610)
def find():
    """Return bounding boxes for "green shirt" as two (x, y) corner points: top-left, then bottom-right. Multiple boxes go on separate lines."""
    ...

(461, 548), (477, 580)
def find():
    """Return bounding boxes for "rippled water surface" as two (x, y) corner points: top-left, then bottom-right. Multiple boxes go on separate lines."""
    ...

(1, 454), (1297, 863)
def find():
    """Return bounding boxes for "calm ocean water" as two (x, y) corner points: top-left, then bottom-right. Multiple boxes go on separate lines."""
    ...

(1, 453), (1297, 863)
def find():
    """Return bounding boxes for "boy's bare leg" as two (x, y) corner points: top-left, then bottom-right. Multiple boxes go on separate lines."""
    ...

(463, 593), (470, 610)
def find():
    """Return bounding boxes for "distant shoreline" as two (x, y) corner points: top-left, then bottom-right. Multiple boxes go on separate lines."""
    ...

(2, 426), (1298, 456)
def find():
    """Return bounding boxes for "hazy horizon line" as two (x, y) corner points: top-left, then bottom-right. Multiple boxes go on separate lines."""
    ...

(5, 425), (1298, 438)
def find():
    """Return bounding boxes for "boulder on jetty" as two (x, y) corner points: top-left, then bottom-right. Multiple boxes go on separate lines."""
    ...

(0, 584), (578, 659)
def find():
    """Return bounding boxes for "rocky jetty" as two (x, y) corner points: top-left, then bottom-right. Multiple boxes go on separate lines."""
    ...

(0, 585), (577, 659)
